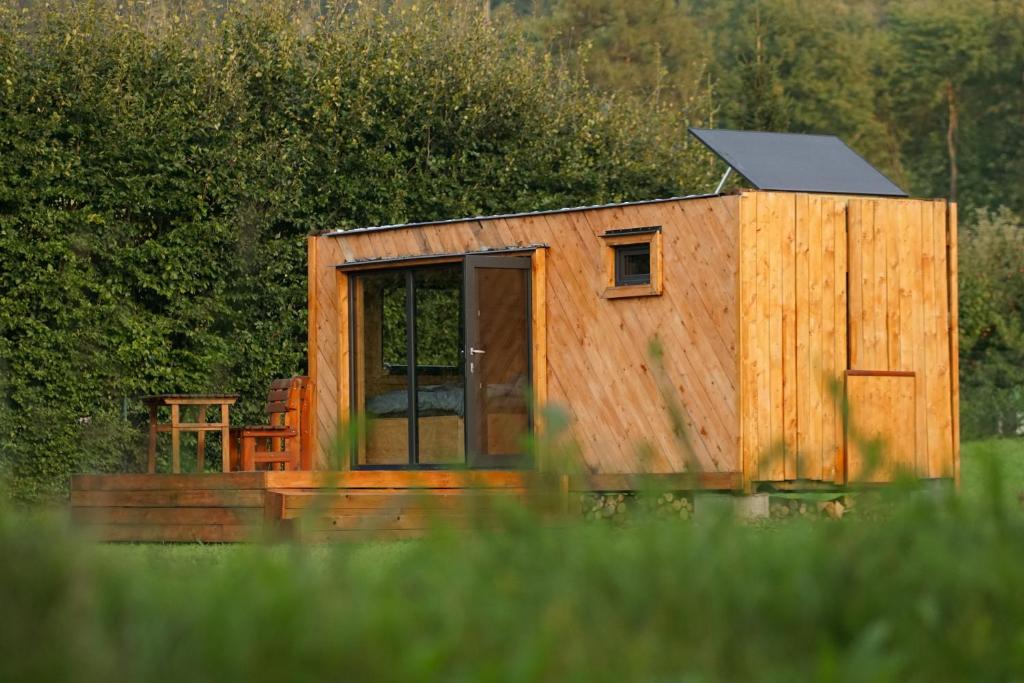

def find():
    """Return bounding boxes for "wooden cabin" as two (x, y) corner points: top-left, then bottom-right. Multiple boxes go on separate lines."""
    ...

(307, 189), (959, 489)
(70, 129), (960, 541)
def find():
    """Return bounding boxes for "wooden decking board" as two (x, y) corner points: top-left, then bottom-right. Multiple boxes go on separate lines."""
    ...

(72, 506), (263, 526)
(264, 470), (533, 489)
(71, 473), (267, 491)
(71, 489), (267, 508)
(69, 470), (746, 542)
(296, 510), (491, 532)
(278, 490), (530, 515)
(302, 529), (427, 542)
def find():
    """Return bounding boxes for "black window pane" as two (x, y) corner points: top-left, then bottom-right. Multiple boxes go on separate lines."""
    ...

(415, 265), (465, 465)
(380, 280), (408, 370)
(614, 244), (651, 286)
(623, 252), (650, 277)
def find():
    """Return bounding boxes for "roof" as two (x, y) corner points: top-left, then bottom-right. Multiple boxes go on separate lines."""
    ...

(319, 193), (718, 238)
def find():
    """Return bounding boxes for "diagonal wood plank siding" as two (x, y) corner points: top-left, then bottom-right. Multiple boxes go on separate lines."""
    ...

(739, 192), (957, 483)
(310, 196), (742, 475)
(740, 193), (849, 483)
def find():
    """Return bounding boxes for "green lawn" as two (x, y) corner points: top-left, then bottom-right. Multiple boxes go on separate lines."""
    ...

(961, 436), (1024, 501)
(7, 438), (1024, 680)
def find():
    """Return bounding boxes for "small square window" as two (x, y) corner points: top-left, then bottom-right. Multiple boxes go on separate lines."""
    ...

(614, 244), (651, 286)
(600, 227), (662, 299)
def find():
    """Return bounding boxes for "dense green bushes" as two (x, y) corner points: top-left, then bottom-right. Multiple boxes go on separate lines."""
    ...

(2, 443), (1024, 680)
(958, 209), (1024, 437)
(0, 1), (713, 501)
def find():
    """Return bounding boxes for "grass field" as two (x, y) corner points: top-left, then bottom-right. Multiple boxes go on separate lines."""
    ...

(4, 438), (1024, 681)
(960, 437), (1024, 501)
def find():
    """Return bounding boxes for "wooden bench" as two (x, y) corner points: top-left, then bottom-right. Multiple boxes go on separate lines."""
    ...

(231, 377), (312, 471)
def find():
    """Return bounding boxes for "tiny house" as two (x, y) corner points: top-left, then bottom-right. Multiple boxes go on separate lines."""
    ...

(307, 132), (959, 489)
(71, 130), (959, 541)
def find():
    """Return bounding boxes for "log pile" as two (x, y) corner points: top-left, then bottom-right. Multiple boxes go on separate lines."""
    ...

(649, 492), (695, 520)
(580, 491), (863, 523)
(580, 491), (697, 522)
(581, 492), (631, 521)
(769, 496), (850, 520)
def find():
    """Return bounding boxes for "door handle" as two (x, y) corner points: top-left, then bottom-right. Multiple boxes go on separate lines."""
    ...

(470, 347), (486, 355)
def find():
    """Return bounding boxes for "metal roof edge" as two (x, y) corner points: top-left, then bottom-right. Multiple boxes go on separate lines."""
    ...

(317, 193), (720, 238)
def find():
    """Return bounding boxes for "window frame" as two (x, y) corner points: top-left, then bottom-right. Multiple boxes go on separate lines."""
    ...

(600, 227), (663, 299)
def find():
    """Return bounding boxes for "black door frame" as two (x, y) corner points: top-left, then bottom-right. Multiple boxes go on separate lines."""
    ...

(346, 254), (533, 470)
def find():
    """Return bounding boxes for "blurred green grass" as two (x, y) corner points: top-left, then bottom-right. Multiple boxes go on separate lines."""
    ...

(3, 438), (1024, 681)
(961, 437), (1024, 501)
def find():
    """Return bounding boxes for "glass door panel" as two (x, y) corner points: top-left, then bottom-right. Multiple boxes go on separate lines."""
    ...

(353, 270), (410, 466)
(464, 255), (532, 468)
(414, 265), (465, 465)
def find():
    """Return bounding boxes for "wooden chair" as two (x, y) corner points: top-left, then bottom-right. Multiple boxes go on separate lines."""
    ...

(231, 376), (312, 471)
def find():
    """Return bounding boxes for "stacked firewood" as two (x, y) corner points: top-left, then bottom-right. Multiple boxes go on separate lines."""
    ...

(769, 497), (848, 519)
(581, 492), (630, 520)
(651, 492), (694, 520)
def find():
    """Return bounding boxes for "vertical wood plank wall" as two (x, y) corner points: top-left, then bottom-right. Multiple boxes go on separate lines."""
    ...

(740, 193), (848, 484)
(739, 192), (957, 483)
(845, 372), (917, 482)
(846, 197), (955, 478)
(309, 197), (742, 475)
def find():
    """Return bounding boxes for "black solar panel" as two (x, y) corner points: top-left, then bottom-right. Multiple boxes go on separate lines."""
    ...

(689, 128), (907, 197)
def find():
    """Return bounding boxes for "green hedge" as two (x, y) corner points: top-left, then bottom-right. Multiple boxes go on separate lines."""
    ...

(0, 1), (713, 502)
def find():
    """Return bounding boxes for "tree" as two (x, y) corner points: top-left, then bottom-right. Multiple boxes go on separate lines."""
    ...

(887, 0), (990, 205)
(957, 207), (1024, 436)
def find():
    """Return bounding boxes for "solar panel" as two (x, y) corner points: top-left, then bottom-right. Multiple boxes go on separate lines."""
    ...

(689, 128), (907, 197)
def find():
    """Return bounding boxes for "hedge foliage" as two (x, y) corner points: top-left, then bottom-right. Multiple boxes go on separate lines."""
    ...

(0, 1), (714, 501)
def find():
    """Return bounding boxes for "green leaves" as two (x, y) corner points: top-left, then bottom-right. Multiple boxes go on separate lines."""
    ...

(0, 0), (703, 501)
(957, 208), (1024, 437)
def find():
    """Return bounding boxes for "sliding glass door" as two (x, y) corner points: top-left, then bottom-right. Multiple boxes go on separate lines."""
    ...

(349, 256), (531, 469)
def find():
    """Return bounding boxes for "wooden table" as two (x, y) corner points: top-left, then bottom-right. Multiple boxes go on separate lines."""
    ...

(141, 394), (239, 474)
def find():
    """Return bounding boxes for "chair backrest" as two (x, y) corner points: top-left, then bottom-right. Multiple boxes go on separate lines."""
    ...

(265, 377), (305, 417)
(261, 376), (312, 468)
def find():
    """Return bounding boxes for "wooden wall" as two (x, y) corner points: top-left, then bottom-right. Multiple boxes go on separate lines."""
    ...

(846, 197), (956, 479)
(309, 196), (742, 476)
(738, 192), (958, 484)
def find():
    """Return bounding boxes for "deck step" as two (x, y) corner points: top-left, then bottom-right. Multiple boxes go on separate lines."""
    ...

(275, 488), (529, 513)
(265, 487), (545, 540)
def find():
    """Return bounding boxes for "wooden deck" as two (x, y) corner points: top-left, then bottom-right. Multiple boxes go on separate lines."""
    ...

(70, 470), (741, 542)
